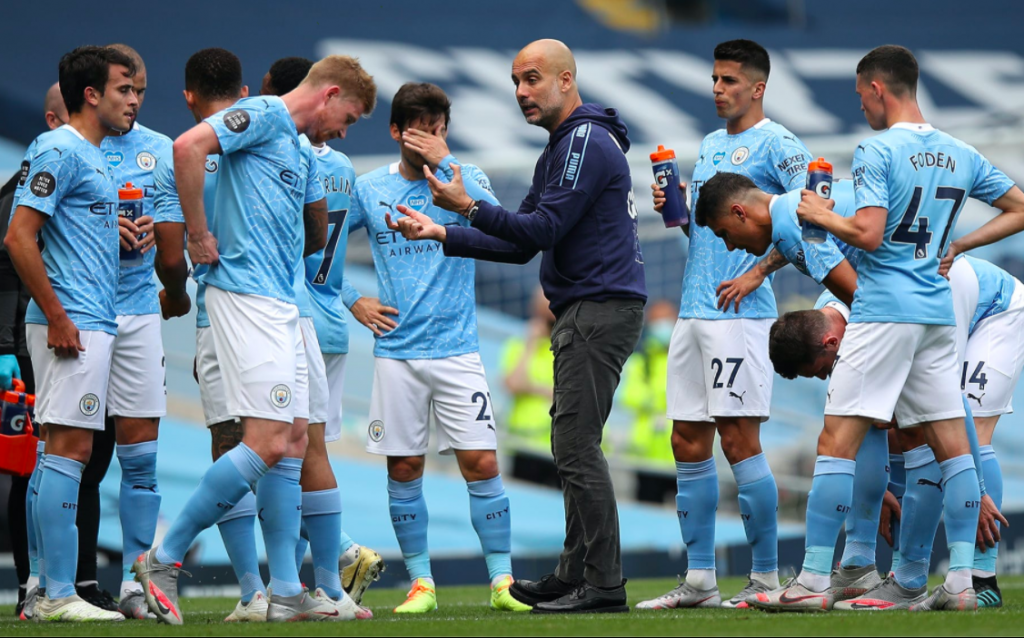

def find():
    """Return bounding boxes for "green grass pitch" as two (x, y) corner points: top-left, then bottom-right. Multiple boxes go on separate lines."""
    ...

(3, 576), (1022, 636)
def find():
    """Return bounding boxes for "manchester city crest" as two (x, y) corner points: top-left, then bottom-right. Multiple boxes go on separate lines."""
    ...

(136, 151), (156, 171)
(80, 393), (100, 416)
(271, 384), (292, 408)
(369, 420), (385, 442)
(731, 147), (751, 165)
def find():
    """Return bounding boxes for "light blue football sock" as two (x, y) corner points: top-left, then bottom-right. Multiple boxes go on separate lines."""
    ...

(468, 475), (513, 581)
(388, 476), (431, 581)
(157, 443), (268, 565)
(803, 456), (855, 576)
(26, 441), (44, 580)
(731, 454), (778, 573)
(888, 453), (906, 571)
(962, 398), (986, 496)
(974, 446), (1002, 574)
(32, 452), (46, 590)
(842, 427), (888, 568)
(676, 458), (718, 571)
(303, 489), (344, 600)
(339, 529), (355, 555)
(36, 455), (84, 599)
(257, 457), (304, 598)
(216, 490), (264, 604)
(940, 454), (980, 575)
(296, 522), (309, 573)
(895, 445), (943, 589)
(117, 441), (161, 582)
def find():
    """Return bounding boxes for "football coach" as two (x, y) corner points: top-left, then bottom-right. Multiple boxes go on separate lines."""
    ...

(388, 38), (647, 613)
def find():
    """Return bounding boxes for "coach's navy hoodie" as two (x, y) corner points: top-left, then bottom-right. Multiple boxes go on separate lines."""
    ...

(445, 103), (647, 316)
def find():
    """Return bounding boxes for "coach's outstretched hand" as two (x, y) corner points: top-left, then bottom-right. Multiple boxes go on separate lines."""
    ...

(977, 493), (1009, 550)
(388, 208), (447, 243)
(187, 229), (219, 266)
(351, 297), (399, 338)
(424, 163), (474, 216)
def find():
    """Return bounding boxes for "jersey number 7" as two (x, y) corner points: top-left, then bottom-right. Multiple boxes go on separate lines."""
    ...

(311, 208), (348, 285)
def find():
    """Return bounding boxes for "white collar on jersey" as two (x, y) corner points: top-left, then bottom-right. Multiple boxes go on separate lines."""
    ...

(753, 118), (771, 129)
(769, 194), (781, 212)
(312, 143), (332, 157)
(890, 122), (934, 132)
(389, 162), (400, 174)
(824, 300), (851, 322)
(60, 123), (87, 141)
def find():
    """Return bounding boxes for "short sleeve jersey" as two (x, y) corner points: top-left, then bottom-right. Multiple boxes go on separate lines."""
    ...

(682, 119), (810, 319)
(850, 123), (1015, 325)
(350, 161), (498, 360)
(14, 125), (119, 334)
(151, 148), (221, 328)
(304, 144), (357, 355)
(102, 123), (172, 316)
(202, 96), (317, 304)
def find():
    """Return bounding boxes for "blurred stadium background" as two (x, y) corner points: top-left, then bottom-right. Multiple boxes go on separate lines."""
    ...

(1, 0), (1024, 598)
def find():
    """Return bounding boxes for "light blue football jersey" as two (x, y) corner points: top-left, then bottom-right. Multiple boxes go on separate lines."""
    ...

(349, 157), (498, 360)
(770, 179), (861, 280)
(816, 255), (1015, 338)
(682, 119), (810, 319)
(291, 136), (328, 319)
(304, 144), (357, 355)
(850, 123), (1015, 325)
(102, 123), (171, 316)
(962, 255), (1017, 334)
(202, 96), (319, 304)
(152, 148), (221, 328)
(14, 125), (119, 335)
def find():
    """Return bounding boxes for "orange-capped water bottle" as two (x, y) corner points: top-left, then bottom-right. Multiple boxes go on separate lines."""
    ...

(119, 182), (144, 266)
(802, 157), (833, 244)
(0, 379), (38, 476)
(650, 145), (689, 227)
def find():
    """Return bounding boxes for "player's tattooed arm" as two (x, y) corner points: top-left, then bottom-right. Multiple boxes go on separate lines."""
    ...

(209, 420), (244, 461)
(303, 198), (328, 257)
(716, 248), (788, 312)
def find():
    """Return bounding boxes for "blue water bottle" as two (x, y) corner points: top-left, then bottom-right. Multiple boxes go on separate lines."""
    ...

(802, 157), (832, 244)
(650, 145), (689, 228)
(118, 182), (144, 266)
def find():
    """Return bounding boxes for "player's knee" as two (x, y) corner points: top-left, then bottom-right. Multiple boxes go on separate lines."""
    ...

(671, 425), (713, 462)
(718, 428), (761, 464)
(387, 456), (425, 482)
(458, 450), (499, 482)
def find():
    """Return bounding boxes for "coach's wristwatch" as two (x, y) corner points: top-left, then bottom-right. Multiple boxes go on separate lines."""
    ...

(464, 200), (480, 222)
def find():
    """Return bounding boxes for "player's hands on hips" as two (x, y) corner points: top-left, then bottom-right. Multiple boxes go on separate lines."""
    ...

(48, 314), (84, 358)
(159, 288), (192, 320)
(796, 189), (836, 227)
(402, 125), (450, 173)
(651, 181), (687, 214)
(977, 493), (1009, 550)
(878, 489), (902, 547)
(939, 240), (961, 279)
(388, 207), (447, 243)
(0, 355), (21, 390)
(350, 297), (399, 337)
(716, 266), (767, 313)
(187, 230), (219, 266)
(424, 163), (474, 216)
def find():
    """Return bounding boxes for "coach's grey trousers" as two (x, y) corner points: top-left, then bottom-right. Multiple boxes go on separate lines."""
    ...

(549, 297), (644, 588)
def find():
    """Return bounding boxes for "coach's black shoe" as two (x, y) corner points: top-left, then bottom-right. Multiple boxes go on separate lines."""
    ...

(974, 575), (1003, 609)
(531, 579), (629, 614)
(509, 573), (576, 606)
(77, 581), (119, 612)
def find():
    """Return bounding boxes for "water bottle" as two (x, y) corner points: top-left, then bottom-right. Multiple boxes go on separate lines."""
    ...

(650, 145), (689, 228)
(119, 182), (144, 266)
(802, 157), (832, 244)
(0, 379), (37, 477)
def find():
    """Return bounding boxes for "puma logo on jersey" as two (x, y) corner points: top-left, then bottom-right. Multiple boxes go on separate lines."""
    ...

(486, 424), (496, 432)
(379, 200), (394, 212)
(729, 391), (747, 405)
(917, 478), (944, 492)
(968, 393), (985, 406)
(827, 390), (835, 403)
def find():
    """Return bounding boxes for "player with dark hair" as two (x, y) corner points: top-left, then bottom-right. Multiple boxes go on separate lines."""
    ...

(6, 45), (137, 623)
(639, 38), (810, 609)
(348, 81), (529, 614)
(755, 44), (1023, 612)
(261, 56), (313, 97)
(135, 53), (374, 625)
(260, 56), (386, 611)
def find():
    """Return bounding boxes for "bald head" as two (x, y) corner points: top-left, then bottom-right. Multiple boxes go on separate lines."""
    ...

(511, 39), (582, 132)
(43, 82), (68, 130)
